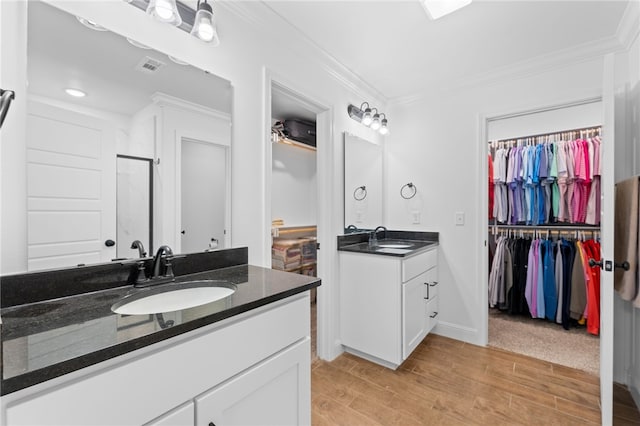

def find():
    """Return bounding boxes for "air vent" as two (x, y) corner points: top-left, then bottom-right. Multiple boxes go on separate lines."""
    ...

(135, 56), (166, 74)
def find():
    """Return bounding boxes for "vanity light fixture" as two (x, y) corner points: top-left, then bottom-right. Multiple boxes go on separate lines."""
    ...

(146, 0), (182, 26)
(65, 88), (87, 98)
(190, 0), (219, 45)
(347, 103), (389, 135)
(127, 0), (221, 44)
(421, 0), (472, 20)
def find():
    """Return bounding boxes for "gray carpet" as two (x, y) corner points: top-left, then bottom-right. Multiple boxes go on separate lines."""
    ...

(489, 309), (600, 376)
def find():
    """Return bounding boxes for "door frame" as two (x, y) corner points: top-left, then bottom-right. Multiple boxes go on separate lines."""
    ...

(477, 95), (611, 422)
(263, 67), (338, 361)
(175, 134), (231, 254)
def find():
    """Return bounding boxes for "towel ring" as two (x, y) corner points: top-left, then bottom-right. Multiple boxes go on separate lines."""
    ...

(400, 183), (417, 199)
(353, 185), (367, 201)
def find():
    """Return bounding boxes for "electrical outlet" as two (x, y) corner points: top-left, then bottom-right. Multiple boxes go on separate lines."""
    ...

(455, 212), (465, 226)
(412, 210), (420, 224)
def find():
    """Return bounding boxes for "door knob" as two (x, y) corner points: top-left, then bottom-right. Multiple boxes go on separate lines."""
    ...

(615, 261), (630, 271)
(588, 258), (603, 269)
(181, 230), (185, 235)
(104, 239), (115, 247)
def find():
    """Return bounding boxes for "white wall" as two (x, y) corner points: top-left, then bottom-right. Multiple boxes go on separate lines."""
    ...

(386, 58), (604, 344)
(271, 142), (317, 228)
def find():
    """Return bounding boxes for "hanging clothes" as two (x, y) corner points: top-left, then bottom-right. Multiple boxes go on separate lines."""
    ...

(488, 233), (600, 334)
(489, 134), (602, 226)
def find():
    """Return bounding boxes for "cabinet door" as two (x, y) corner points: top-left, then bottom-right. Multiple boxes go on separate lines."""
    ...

(196, 338), (310, 426)
(145, 402), (194, 426)
(402, 271), (428, 359)
(425, 266), (439, 333)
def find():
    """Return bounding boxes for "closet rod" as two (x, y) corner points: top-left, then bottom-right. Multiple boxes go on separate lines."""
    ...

(489, 124), (602, 145)
(489, 224), (600, 231)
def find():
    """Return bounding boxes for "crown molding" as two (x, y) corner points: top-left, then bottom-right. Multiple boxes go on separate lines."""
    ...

(218, 1), (388, 105)
(616, 0), (640, 50)
(151, 92), (231, 121)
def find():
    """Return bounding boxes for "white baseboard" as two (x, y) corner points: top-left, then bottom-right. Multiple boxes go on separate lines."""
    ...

(433, 321), (481, 346)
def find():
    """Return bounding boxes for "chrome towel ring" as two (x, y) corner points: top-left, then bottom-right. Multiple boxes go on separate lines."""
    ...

(400, 183), (417, 199)
(353, 185), (367, 201)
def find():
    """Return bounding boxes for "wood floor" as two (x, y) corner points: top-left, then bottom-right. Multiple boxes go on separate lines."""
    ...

(311, 334), (640, 425)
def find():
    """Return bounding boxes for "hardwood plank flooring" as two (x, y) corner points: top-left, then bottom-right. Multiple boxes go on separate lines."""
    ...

(312, 334), (640, 425)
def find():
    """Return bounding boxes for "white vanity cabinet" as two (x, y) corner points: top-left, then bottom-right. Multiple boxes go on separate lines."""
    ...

(340, 247), (438, 369)
(2, 294), (311, 426)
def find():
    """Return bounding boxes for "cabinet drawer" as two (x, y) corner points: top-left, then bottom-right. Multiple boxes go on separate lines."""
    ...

(402, 249), (437, 282)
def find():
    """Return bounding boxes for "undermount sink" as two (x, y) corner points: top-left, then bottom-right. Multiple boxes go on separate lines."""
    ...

(376, 244), (413, 249)
(111, 280), (236, 315)
(374, 248), (414, 255)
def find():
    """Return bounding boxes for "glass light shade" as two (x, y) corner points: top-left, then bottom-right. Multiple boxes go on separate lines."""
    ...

(147, 0), (182, 26)
(379, 119), (389, 135)
(361, 108), (373, 126)
(370, 114), (381, 130)
(190, 2), (219, 44)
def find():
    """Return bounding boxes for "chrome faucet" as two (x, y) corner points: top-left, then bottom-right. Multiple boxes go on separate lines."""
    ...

(152, 245), (174, 279)
(369, 226), (387, 247)
(130, 240), (147, 258)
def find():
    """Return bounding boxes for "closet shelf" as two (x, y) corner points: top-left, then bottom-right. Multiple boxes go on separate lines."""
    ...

(489, 224), (600, 231)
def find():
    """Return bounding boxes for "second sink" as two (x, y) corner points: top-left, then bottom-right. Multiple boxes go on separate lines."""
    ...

(111, 280), (236, 315)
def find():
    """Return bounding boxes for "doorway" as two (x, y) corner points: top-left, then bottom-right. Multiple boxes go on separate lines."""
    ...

(267, 79), (329, 363)
(180, 138), (228, 253)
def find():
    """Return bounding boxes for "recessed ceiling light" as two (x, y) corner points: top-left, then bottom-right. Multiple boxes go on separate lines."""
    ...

(421, 0), (472, 20)
(127, 38), (152, 50)
(168, 55), (189, 65)
(65, 88), (87, 98)
(76, 16), (108, 31)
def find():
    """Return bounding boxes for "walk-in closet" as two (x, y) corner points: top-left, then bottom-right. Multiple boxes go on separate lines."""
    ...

(486, 101), (603, 375)
(270, 86), (319, 360)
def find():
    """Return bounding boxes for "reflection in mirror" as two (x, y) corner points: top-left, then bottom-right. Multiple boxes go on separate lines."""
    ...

(20, 1), (232, 272)
(116, 155), (153, 260)
(344, 133), (383, 231)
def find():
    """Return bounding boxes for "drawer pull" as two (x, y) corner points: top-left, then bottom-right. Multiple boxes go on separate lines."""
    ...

(209, 422), (216, 426)
(429, 311), (438, 318)
(429, 281), (438, 287)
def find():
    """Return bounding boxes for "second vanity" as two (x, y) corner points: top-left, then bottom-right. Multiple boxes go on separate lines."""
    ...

(338, 230), (439, 369)
(0, 248), (320, 426)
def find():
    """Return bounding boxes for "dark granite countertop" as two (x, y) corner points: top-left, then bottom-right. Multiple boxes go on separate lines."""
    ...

(337, 230), (439, 257)
(1, 262), (320, 395)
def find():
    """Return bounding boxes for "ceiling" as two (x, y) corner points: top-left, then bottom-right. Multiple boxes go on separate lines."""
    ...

(262, 0), (631, 100)
(28, 1), (232, 117)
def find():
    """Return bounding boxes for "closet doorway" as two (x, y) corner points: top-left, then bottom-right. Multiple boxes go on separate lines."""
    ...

(268, 80), (328, 363)
(482, 97), (618, 422)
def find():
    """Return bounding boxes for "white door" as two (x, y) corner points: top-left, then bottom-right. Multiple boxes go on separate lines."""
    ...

(26, 100), (116, 270)
(180, 138), (227, 253)
(599, 53), (616, 424)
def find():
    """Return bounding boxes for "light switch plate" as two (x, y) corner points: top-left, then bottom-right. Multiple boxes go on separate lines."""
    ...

(455, 211), (465, 226)
(412, 211), (420, 224)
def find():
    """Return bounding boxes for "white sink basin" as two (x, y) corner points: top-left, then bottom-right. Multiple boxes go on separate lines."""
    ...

(112, 280), (236, 315)
(375, 247), (413, 255)
(376, 244), (413, 249)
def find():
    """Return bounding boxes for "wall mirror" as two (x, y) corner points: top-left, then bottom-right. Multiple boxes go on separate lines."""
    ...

(19, 0), (232, 272)
(343, 132), (383, 231)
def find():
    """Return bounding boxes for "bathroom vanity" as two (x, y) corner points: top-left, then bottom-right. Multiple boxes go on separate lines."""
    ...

(338, 231), (439, 369)
(0, 248), (320, 426)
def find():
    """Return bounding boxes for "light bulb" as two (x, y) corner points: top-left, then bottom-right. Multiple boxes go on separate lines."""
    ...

(370, 114), (381, 130)
(379, 119), (389, 135)
(361, 108), (373, 126)
(190, 1), (219, 44)
(147, 0), (182, 26)
(155, 0), (174, 20)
